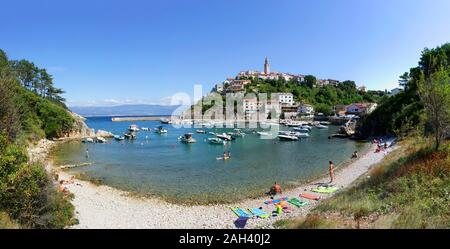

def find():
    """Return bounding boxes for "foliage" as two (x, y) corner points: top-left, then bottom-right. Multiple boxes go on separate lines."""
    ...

(0, 49), (74, 140)
(418, 67), (450, 150)
(293, 139), (450, 229)
(0, 49), (76, 228)
(358, 43), (450, 138)
(0, 134), (76, 228)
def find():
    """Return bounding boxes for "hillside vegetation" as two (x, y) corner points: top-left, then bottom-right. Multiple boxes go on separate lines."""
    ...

(276, 43), (450, 229)
(0, 49), (76, 228)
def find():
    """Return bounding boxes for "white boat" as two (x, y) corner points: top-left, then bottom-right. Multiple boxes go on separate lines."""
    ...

(160, 118), (170, 124)
(316, 124), (329, 129)
(216, 133), (232, 141)
(278, 135), (299, 141)
(128, 124), (139, 132)
(179, 133), (196, 143)
(96, 136), (107, 143)
(293, 127), (310, 133)
(141, 127), (149, 131)
(208, 137), (225, 144)
(124, 132), (137, 140)
(257, 131), (270, 136)
(155, 126), (168, 134)
(208, 132), (216, 135)
(82, 138), (94, 143)
(296, 133), (310, 138)
(114, 135), (125, 141)
(196, 129), (207, 134)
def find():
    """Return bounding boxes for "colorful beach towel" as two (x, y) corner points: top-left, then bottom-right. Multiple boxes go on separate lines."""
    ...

(264, 197), (289, 205)
(249, 208), (270, 219)
(288, 198), (309, 207)
(312, 186), (338, 193)
(230, 207), (252, 218)
(299, 193), (320, 200)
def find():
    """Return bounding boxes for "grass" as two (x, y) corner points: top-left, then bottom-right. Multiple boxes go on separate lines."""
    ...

(277, 137), (450, 229)
(0, 211), (20, 229)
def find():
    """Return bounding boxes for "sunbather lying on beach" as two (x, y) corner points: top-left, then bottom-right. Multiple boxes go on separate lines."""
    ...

(58, 180), (71, 196)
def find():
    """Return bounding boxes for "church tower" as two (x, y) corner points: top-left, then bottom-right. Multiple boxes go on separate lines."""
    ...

(264, 57), (270, 75)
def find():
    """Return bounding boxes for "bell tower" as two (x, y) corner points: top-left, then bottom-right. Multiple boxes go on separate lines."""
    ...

(264, 57), (270, 75)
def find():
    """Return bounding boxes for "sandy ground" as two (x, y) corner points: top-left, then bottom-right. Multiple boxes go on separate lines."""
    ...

(31, 139), (397, 229)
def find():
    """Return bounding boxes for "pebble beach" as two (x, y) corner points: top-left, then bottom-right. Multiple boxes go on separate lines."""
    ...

(30, 138), (396, 229)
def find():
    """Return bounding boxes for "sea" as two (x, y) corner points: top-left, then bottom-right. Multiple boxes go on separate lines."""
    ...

(50, 116), (367, 204)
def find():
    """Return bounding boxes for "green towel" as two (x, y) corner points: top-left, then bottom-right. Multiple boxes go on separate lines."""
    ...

(288, 197), (309, 207)
(312, 186), (338, 193)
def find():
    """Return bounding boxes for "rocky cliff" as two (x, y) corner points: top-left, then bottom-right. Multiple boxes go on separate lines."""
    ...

(58, 112), (95, 139)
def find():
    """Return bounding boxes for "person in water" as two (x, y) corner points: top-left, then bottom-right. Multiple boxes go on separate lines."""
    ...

(351, 151), (358, 159)
(329, 161), (335, 183)
(223, 151), (229, 160)
(85, 148), (89, 159)
(227, 151), (231, 158)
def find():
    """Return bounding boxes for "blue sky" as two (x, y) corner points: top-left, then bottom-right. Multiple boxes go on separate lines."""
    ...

(1, 0), (450, 106)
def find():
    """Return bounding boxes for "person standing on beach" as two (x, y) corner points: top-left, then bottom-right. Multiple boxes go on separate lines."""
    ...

(329, 161), (335, 183)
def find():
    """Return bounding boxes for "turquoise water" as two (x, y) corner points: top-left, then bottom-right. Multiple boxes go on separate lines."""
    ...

(51, 117), (366, 203)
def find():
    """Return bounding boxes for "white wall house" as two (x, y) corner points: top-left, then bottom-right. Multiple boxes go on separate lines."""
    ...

(390, 87), (403, 96)
(277, 93), (294, 106)
(346, 103), (378, 115)
(298, 104), (314, 115)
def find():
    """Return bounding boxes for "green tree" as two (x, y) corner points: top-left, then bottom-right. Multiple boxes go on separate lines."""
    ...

(418, 68), (450, 150)
(303, 75), (317, 88)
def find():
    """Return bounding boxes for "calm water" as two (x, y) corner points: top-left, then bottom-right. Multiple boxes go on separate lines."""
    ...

(51, 117), (367, 203)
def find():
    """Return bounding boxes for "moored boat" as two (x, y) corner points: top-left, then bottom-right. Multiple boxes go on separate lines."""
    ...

(114, 135), (125, 141)
(155, 126), (168, 134)
(179, 133), (196, 143)
(196, 129), (207, 134)
(128, 124), (139, 132)
(278, 134), (299, 141)
(216, 133), (232, 141)
(208, 137), (225, 144)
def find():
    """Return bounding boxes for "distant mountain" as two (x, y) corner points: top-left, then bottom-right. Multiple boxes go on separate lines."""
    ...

(70, 104), (187, 117)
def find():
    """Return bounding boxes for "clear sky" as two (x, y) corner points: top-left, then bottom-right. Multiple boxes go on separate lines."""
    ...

(2, 0), (450, 106)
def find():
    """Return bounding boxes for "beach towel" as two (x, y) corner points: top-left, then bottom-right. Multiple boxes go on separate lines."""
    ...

(249, 208), (270, 219)
(234, 217), (249, 229)
(299, 193), (320, 200)
(288, 198), (309, 207)
(264, 197), (289, 205)
(230, 207), (252, 218)
(312, 186), (338, 193)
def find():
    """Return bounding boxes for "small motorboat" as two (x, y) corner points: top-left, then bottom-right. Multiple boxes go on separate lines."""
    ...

(293, 127), (310, 133)
(278, 135), (299, 141)
(316, 124), (329, 129)
(141, 127), (150, 131)
(208, 137), (225, 144)
(208, 132), (216, 135)
(128, 124), (139, 132)
(160, 118), (170, 124)
(95, 136), (107, 143)
(124, 132), (137, 140)
(155, 126), (168, 134)
(296, 133), (310, 138)
(179, 133), (196, 143)
(114, 135), (125, 141)
(82, 138), (94, 143)
(216, 133), (232, 141)
(196, 129), (207, 134)
(257, 131), (270, 136)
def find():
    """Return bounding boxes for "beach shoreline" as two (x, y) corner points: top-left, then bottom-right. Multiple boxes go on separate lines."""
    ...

(30, 137), (397, 229)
